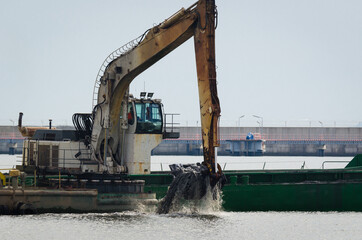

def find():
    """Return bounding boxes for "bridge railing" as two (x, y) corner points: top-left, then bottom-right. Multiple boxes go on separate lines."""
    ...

(0, 132), (24, 139)
(176, 132), (362, 142)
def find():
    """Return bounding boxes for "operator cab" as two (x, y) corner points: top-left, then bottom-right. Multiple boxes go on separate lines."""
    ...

(122, 92), (163, 135)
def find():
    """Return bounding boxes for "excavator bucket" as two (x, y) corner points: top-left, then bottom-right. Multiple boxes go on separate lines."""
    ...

(157, 163), (226, 214)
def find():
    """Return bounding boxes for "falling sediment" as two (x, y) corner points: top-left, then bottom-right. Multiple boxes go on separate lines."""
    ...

(157, 163), (223, 214)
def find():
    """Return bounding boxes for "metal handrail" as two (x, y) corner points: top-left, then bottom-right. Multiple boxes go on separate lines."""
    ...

(92, 33), (147, 109)
(22, 146), (92, 169)
(152, 161), (308, 171)
(322, 161), (350, 169)
(163, 113), (180, 134)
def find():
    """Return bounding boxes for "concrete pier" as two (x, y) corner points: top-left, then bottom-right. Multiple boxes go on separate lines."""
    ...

(153, 126), (362, 156)
(1, 126), (361, 156)
(0, 126), (23, 154)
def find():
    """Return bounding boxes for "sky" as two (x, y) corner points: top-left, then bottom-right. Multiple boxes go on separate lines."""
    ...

(1, 0), (362, 127)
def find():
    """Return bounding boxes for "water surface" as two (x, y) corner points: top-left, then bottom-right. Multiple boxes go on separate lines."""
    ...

(1, 211), (361, 240)
(0, 154), (360, 239)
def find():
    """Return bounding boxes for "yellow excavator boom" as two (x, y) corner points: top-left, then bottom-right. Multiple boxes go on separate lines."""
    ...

(91, 0), (221, 176)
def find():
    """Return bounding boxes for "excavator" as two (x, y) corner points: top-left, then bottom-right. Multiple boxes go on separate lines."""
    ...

(18, 0), (223, 207)
(91, 0), (221, 179)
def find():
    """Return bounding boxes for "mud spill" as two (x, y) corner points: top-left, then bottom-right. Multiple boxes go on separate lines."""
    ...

(157, 164), (223, 214)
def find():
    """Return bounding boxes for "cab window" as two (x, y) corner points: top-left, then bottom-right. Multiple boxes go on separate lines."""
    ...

(135, 102), (162, 133)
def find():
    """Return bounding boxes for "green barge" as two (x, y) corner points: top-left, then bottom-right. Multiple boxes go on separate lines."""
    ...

(129, 154), (362, 212)
(1, 155), (361, 213)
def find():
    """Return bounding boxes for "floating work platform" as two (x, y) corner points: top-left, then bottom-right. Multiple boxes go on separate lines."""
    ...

(0, 172), (157, 214)
(0, 189), (156, 214)
(2, 156), (362, 214)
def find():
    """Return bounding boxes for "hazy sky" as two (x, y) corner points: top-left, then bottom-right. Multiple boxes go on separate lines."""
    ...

(1, 0), (362, 127)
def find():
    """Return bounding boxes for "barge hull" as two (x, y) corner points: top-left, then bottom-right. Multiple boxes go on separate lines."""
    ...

(135, 177), (362, 212)
(129, 155), (362, 212)
(222, 182), (362, 212)
(0, 189), (157, 214)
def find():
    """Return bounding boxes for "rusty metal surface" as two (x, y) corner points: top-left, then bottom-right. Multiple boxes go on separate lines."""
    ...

(0, 189), (98, 213)
(123, 134), (163, 175)
(0, 188), (157, 213)
(18, 127), (53, 138)
(17, 112), (54, 138)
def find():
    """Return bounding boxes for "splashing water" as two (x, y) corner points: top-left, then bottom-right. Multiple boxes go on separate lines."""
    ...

(157, 164), (224, 214)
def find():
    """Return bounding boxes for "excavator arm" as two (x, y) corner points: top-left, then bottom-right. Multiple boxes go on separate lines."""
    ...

(91, 0), (221, 178)
(194, 0), (221, 179)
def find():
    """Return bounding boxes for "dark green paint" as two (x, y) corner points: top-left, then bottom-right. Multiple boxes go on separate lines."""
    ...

(129, 155), (362, 211)
(345, 154), (362, 169)
(222, 182), (362, 211)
